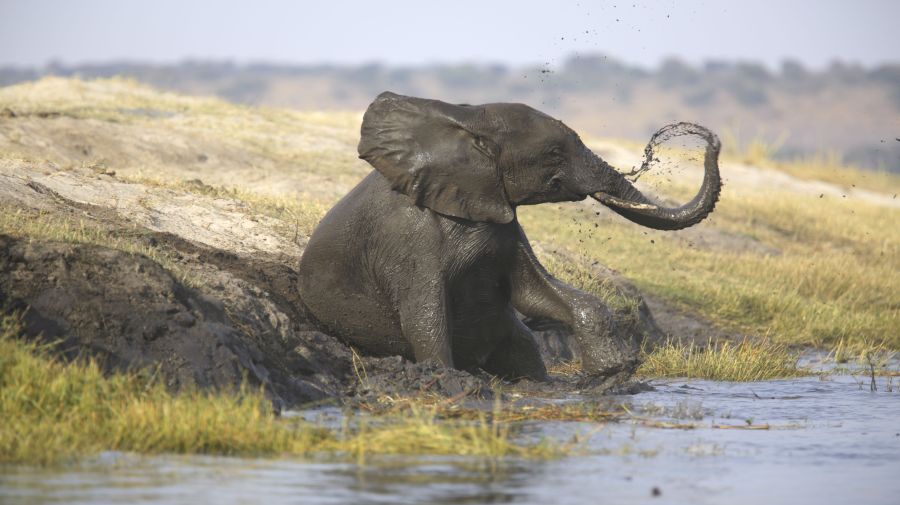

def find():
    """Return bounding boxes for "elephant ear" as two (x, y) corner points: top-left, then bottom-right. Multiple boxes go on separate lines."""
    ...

(358, 92), (514, 223)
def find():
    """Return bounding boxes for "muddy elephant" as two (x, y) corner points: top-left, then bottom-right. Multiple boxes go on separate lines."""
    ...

(298, 92), (721, 380)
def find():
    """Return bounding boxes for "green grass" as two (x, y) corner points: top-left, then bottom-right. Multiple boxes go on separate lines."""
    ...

(828, 338), (897, 369)
(636, 339), (805, 381)
(0, 315), (564, 466)
(772, 155), (900, 194)
(0, 314), (325, 465)
(547, 340), (807, 382)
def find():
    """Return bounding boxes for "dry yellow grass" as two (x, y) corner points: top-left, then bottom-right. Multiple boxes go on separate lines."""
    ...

(0, 77), (369, 199)
(520, 185), (899, 349)
(721, 128), (900, 194)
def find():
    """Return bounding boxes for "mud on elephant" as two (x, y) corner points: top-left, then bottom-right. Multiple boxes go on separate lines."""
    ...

(298, 92), (721, 381)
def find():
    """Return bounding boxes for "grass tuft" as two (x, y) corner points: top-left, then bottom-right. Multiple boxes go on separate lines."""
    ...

(828, 338), (897, 369)
(636, 339), (806, 381)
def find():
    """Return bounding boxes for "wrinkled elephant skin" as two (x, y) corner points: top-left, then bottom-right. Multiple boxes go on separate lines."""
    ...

(298, 92), (721, 380)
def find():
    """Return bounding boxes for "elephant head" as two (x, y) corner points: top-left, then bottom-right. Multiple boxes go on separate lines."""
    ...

(359, 91), (721, 229)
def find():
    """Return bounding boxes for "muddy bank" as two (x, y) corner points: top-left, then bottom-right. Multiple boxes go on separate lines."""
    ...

(0, 225), (657, 408)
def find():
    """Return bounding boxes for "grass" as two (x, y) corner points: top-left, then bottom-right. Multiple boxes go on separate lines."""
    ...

(537, 248), (641, 315)
(636, 339), (806, 381)
(519, 187), (899, 349)
(828, 338), (897, 369)
(117, 175), (334, 240)
(721, 129), (900, 194)
(342, 404), (561, 465)
(0, 314), (325, 465)
(359, 392), (623, 424)
(0, 77), (369, 196)
(547, 339), (807, 382)
(0, 204), (196, 285)
(772, 154), (900, 195)
(0, 314), (565, 466)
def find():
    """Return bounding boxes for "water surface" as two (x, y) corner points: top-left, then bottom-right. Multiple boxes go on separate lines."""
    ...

(3, 371), (898, 504)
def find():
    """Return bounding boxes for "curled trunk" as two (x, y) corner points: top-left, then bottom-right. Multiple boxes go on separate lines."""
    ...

(592, 122), (721, 231)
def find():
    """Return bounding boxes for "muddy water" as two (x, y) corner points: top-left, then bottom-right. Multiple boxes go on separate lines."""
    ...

(3, 371), (899, 504)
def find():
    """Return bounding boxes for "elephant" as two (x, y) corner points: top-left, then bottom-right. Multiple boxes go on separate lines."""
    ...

(297, 92), (721, 381)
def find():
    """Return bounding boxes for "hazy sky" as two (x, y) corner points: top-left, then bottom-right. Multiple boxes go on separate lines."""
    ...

(1, 0), (897, 69)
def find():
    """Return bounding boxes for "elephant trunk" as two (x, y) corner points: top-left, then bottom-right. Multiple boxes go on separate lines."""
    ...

(590, 122), (722, 231)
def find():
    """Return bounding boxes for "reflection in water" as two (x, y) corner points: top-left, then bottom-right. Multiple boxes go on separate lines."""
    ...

(2, 455), (541, 505)
(3, 372), (899, 505)
(336, 458), (538, 504)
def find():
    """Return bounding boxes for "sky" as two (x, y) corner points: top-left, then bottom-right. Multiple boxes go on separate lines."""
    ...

(0, 0), (898, 69)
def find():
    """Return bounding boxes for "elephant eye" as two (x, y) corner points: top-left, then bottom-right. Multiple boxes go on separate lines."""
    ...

(545, 148), (565, 166)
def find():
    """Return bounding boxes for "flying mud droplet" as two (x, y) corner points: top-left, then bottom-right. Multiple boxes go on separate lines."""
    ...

(621, 122), (718, 185)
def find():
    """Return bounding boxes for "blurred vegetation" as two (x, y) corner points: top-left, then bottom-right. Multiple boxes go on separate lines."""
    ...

(3, 55), (898, 172)
(722, 129), (900, 193)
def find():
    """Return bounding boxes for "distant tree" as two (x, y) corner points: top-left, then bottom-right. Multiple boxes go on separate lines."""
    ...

(702, 60), (732, 75)
(561, 54), (640, 89)
(682, 87), (717, 107)
(870, 64), (900, 110)
(0, 68), (40, 86)
(735, 62), (771, 83)
(436, 64), (505, 89)
(777, 59), (822, 94)
(844, 142), (900, 173)
(658, 57), (699, 87)
(780, 59), (808, 81)
(218, 77), (268, 105)
(870, 63), (900, 86)
(729, 80), (769, 106)
(825, 60), (866, 84)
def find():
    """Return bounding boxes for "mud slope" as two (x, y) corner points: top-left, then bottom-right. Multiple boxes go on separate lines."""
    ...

(0, 78), (662, 405)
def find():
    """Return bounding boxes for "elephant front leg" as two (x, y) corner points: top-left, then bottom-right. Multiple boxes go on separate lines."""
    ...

(398, 282), (454, 368)
(509, 230), (640, 377)
(483, 310), (549, 381)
